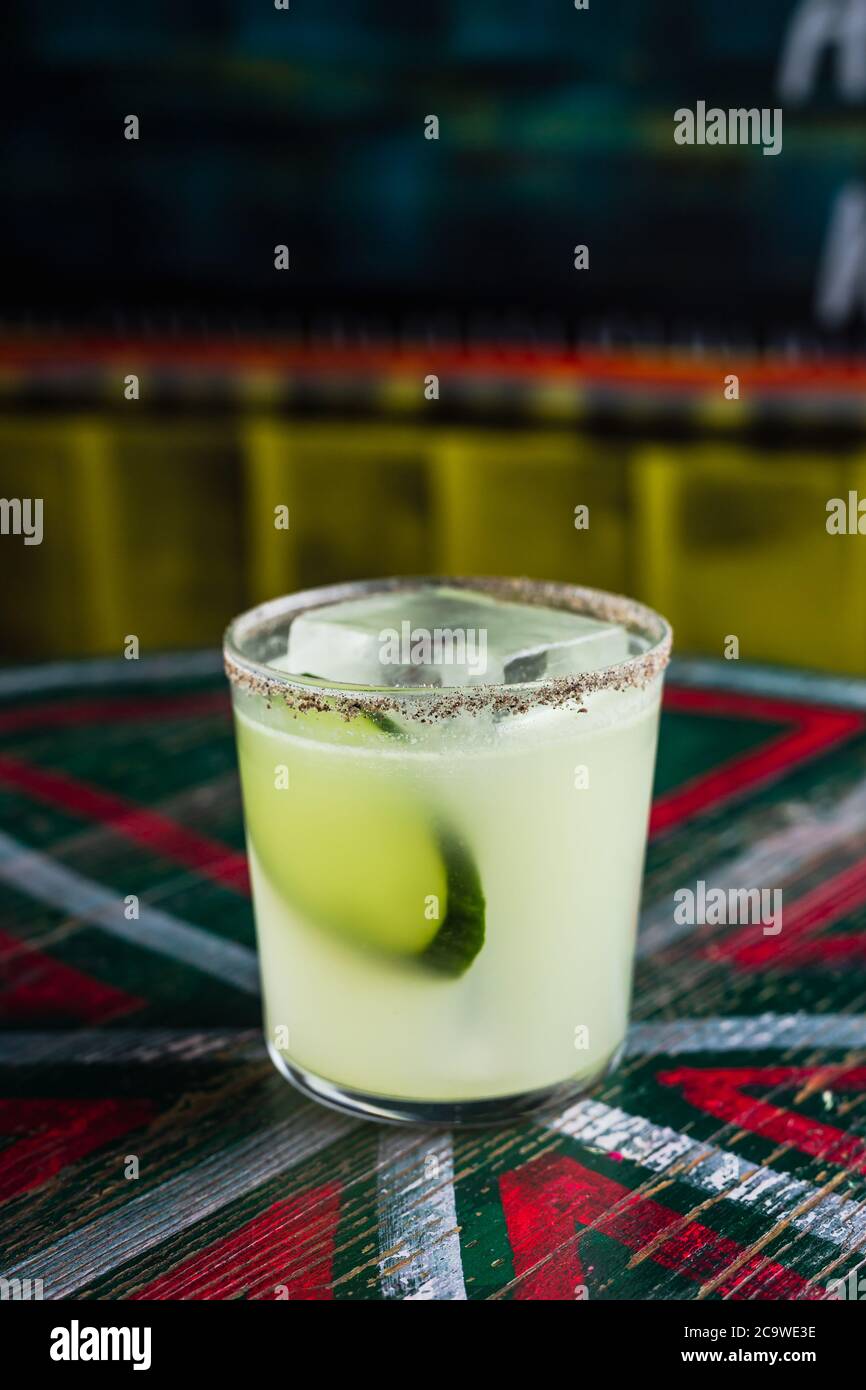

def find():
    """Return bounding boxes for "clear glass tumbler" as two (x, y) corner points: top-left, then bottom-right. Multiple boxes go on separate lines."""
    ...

(224, 577), (671, 1125)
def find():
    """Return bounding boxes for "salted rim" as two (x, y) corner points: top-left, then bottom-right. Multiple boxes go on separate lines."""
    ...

(223, 576), (672, 721)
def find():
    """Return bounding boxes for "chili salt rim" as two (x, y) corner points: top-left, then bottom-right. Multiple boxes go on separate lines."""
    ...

(223, 576), (672, 722)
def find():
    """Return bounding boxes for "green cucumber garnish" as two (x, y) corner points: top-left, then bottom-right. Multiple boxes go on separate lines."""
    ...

(238, 704), (486, 976)
(422, 827), (486, 976)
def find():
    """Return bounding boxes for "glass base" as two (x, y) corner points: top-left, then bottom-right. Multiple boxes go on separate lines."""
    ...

(267, 1041), (624, 1127)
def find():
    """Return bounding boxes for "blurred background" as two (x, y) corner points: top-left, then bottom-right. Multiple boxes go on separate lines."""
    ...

(1, 0), (865, 671)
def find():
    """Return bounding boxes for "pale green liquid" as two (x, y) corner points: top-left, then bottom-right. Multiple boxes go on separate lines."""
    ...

(235, 679), (661, 1103)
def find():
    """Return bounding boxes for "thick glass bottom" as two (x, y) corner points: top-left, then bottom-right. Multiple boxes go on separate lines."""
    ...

(267, 1041), (624, 1127)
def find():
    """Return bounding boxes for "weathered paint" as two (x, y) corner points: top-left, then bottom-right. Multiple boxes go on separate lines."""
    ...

(0, 655), (864, 1300)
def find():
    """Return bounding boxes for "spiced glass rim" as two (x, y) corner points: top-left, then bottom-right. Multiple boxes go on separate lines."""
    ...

(223, 576), (672, 720)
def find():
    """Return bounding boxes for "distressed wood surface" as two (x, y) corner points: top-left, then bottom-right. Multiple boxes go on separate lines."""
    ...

(0, 652), (865, 1300)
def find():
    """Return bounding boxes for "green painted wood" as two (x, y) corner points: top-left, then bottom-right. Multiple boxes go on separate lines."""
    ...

(0, 654), (864, 1301)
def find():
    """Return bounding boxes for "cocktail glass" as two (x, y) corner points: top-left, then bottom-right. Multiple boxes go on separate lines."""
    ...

(224, 577), (671, 1125)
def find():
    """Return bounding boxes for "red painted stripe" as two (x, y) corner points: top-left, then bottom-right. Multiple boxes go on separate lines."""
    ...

(651, 694), (862, 838)
(0, 1098), (155, 1203)
(661, 686), (861, 726)
(5, 336), (866, 393)
(711, 857), (866, 969)
(500, 1152), (822, 1300)
(0, 691), (229, 738)
(130, 1181), (341, 1300)
(0, 927), (142, 1025)
(752, 934), (866, 969)
(0, 754), (250, 894)
(500, 1154), (587, 1300)
(659, 1066), (866, 1172)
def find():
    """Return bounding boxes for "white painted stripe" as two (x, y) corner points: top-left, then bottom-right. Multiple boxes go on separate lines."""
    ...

(0, 831), (260, 994)
(0, 1029), (265, 1067)
(547, 1099), (866, 1255)
(638, 776), (866, 958)
(0, 649), (224, 698)
(1, 1014), (859, 1069)
(626, 1012), (866, 1055)
(377, 1130), (467, 1301)
(2, 1107), (354, 1298)
(668, 656), (866, 711)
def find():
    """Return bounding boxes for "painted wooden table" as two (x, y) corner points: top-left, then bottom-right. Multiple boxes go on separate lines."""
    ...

(1, 652), (865, 1301)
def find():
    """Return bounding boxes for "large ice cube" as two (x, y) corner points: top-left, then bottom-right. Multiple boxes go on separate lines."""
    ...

(279, 586), (629, 687)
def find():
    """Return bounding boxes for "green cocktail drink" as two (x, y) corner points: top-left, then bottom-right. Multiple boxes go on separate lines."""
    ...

(224, 578), (671, 1124)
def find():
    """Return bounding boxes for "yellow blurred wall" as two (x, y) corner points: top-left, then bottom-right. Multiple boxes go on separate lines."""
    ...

(1, 414), (864, 674)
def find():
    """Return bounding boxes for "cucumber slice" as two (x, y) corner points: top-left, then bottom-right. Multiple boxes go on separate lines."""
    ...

(237, 706), (485, 976)
(422, 827), (485, 975)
